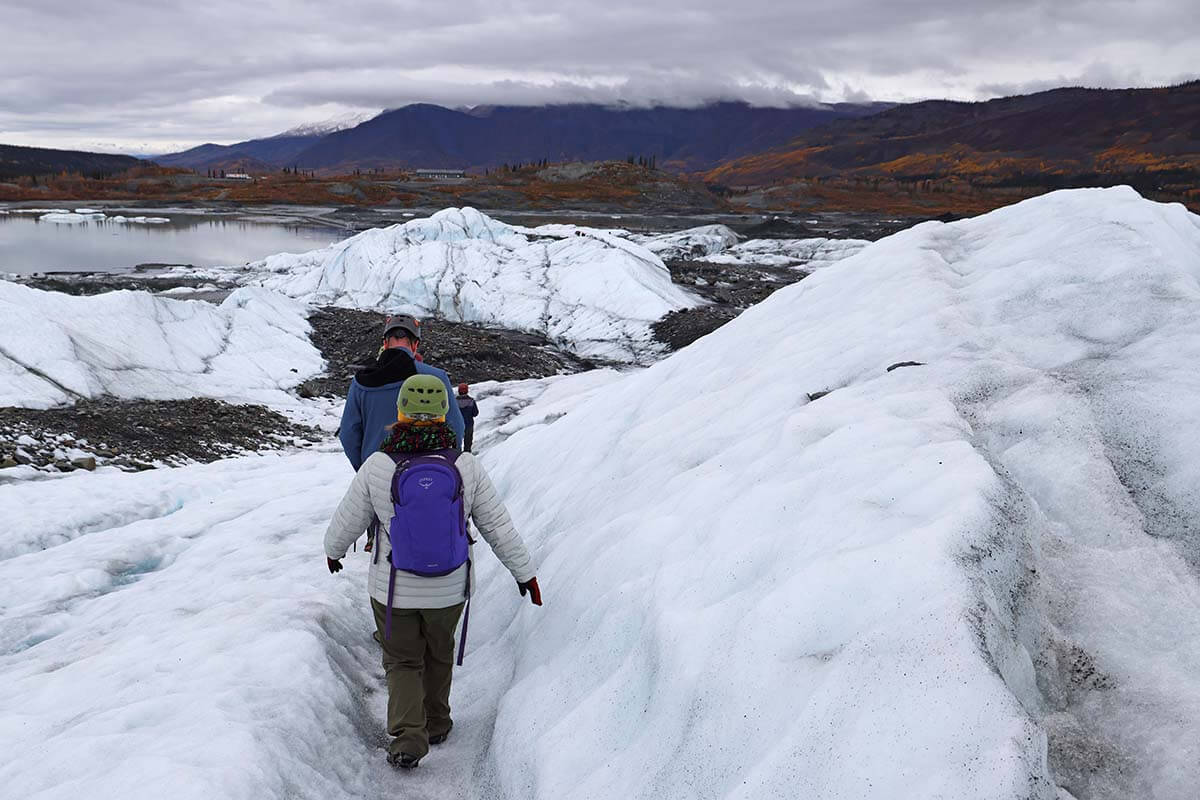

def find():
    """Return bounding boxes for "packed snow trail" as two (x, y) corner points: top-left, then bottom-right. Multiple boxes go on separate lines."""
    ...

(0, 372), (612, 800)
(0, 450), (508, 800)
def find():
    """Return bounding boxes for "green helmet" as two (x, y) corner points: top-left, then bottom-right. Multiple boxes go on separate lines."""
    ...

(397, 374), (449, 420)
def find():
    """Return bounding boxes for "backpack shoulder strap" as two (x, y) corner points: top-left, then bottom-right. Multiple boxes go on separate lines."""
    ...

(435, 449), (465, 496)
(387, 453), (409, 504)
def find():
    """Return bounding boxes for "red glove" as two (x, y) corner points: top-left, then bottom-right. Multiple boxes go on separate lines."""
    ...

(327, 557), (343, 574)
(518, 577), (542, 606)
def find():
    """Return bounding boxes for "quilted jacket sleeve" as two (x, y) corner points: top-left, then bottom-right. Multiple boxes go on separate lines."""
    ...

(324, 458), (376, 559)
(461, 455), (535, 583)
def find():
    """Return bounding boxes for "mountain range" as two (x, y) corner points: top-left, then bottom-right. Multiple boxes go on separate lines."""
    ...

(4, 84), (1197, 214)
(156, 102), (892, 174)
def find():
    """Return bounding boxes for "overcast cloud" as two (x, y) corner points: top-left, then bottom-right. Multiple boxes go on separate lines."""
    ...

(1, 0), (1196, 153)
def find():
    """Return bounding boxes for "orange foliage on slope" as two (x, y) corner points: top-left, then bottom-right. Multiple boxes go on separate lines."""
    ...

(703, 146), (829, 186)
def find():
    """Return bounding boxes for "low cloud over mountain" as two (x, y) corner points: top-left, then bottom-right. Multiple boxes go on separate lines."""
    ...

(0, 0), (1196, 152)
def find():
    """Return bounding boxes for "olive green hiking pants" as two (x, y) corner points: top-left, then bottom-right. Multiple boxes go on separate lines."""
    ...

(370, 598), (464, 759)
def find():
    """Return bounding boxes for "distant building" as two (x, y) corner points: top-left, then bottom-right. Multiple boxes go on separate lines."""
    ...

(226, 172), (253, 181)
(414, 168), (466, 179)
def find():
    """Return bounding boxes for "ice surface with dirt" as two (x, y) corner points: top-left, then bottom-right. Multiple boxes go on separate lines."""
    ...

(0, 281), (324, 409)
(3, 188), (1200, 799)
(633, 223), (742, 260)
(633, 225), (869, 270)
(219, 207), (701, 363)
(699, 236), (870, 269)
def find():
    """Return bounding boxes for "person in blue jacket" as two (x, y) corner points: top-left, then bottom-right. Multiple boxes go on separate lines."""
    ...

(339, 314), (465, 471)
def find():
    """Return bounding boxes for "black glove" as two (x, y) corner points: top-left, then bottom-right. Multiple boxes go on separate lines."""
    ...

(518, 577), (542, 606)
(327, 557), (343, 574)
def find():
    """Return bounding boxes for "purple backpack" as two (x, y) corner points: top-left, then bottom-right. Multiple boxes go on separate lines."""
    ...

(381, 450), (472, 655)
(386, 450), (468, 576)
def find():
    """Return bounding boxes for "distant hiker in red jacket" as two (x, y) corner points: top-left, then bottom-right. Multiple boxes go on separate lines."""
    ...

(456, 383), (480, 452)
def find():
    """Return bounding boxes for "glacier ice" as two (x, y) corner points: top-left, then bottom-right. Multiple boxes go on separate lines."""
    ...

(0, 282), (324, 409)
(2, 188), (1199, 799)
(230, 207), (702, 363)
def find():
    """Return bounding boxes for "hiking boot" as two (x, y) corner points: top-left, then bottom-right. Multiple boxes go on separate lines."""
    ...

(387, 752), (420, 770)
(429, 722), (453, 746)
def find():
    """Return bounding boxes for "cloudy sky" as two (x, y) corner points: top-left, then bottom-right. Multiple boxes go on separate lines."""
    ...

(1, 0), (1196, 154)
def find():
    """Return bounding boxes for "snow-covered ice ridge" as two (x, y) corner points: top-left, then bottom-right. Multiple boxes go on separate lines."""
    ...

(4, 188), (1200, 799)
(221, 207), (701, 363)
(0, 282), (323, 409)
(477, 187), (1200, 799)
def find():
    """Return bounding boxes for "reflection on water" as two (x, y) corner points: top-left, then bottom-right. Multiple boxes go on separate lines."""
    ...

(0, 211), (346, 275)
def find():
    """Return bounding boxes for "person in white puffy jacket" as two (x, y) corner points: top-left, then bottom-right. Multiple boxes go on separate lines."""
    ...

(324, 375), (542, 771)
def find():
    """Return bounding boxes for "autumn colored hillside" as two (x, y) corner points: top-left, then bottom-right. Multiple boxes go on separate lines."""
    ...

(0, 161), (724, 213)
(706, 82), (1200, 213)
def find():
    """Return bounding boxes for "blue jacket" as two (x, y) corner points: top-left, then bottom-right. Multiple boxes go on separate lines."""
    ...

(338, 348), (465, 471)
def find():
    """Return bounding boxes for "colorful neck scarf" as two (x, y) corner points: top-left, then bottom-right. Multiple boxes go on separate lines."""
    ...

(379, 422), (457, 455)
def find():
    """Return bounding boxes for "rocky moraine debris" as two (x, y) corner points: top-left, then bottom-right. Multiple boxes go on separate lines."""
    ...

(0, 399), (321, 474)
(651, 258), (807, 351)
(0, 305), (601, 474)
(300, 306), (598, 398)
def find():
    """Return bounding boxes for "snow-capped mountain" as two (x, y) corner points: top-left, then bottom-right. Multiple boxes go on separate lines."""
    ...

(273, 111), (378, 139)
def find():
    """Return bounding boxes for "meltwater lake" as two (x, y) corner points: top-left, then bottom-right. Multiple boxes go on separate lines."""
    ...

(0, 209), (346, 275)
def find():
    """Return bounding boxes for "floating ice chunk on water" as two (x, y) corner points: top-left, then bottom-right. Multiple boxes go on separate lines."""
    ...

(39, 212), (103, 223)
(107, 215), (171, 224)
